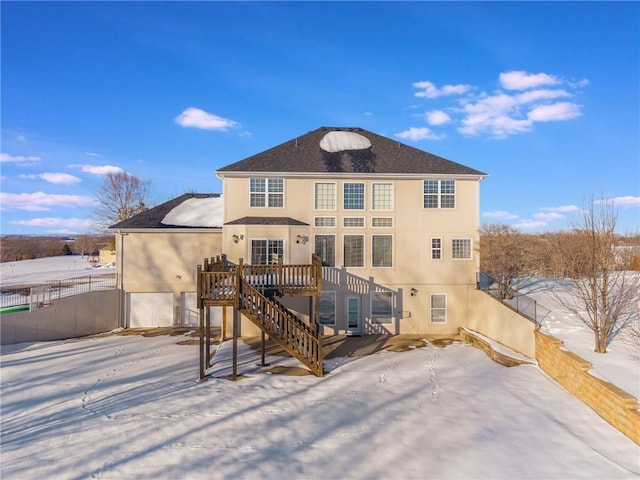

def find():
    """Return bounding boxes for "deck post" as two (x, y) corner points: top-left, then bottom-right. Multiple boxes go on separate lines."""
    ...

(261, 330), (266, 367)
(199, 300), (205, 379)
(197, 264), (204, 379)
(222, 306), (227, 341)
(233, 258), (243, 380)
(233, 309), (238, 380)
(277, 257), (284, 294)
(205, 305), (211, 364)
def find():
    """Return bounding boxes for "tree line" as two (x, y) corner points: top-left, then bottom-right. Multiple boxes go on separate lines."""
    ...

(0, 234), (114, 262)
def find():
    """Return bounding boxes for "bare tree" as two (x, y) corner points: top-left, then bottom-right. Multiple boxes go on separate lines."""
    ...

(552, 198), (640, 353)
(93, 172), (151, 229)
(479, 224), (541, 299)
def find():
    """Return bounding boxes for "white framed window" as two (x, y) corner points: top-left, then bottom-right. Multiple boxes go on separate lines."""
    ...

(372, 235), (393, 268)
(314, 235), (336, 267)
(372, 217), (393, 228)
(314, 216), (336, 228)
(319, 291), (336, 325)
(431, 237), (442, 260)
(314, 182), (337, 210)
(423, 180), (455, 209)
(250, 178), (284, 208)
(343, 182), (365, 210)
(250, 239), (284, 265)
(430, 294), (447, 323)
(371, 291), (393, 324)
(343, 217), (365, 228)
(343, 235), (364, 267)
(372, 183), (393, 210)
(452, 238), (472, 259)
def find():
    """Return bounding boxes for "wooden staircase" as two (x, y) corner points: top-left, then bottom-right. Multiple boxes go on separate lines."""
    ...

(197, 255), (323, 378)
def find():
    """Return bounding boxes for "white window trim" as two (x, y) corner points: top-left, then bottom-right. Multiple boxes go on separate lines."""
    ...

(319, 291), (337, 326)
(423, 179), (456, 210)
(314, 216), (337, 228)
(371, 217), (394, 228)
(451, 238), (473, 260)
(371, 234), (393, 268)
(431, 237), (443, 261)
(249, 178), (285, 209)
(342, 216), (366, 228)
(314, 234), (336, 267)
(430, 293), (447, 324)
(343, 234), (365, 268)
(343, 182), (365, 211)
(370, 290), (394, 325)
(371, 182), (394, 211)
(249, 238), (285, 265)
(313, 181), (337, 211)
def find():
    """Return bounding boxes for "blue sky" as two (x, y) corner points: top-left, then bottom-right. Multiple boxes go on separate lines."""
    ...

(1, 1), (639, 235)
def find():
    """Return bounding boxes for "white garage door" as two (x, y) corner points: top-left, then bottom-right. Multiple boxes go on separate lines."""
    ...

(182, 292), (222, 327)
(128, 293), (173, 328)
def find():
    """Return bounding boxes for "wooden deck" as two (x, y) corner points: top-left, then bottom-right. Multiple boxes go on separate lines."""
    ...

(197, 255), (324, 378)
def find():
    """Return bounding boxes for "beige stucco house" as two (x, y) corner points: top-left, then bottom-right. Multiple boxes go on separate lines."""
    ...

(111, 127), (488, 336)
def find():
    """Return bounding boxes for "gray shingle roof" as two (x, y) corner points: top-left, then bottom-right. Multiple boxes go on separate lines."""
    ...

(225, 217), (308, 226)
(109, 193), (222, 230)
(218, 127), (487, 176)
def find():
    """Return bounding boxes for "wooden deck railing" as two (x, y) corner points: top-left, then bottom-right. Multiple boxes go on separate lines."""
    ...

(239, 279), (323, 376)
(198, 256), (323, 306)
(198, 255), (324, 378)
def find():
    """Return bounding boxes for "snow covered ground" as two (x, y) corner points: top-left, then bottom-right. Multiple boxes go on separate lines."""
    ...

(1, 334), (639, 479)
(0, 255), (115, 287)
(1, 257), (639, 478)
(524, 278), (640, 400)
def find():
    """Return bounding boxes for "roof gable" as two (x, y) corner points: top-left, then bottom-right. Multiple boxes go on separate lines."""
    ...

(218, 127), (487, 177)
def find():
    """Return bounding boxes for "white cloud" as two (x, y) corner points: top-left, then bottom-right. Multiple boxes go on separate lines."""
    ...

(515, 89), (571, 104)
(540, 205), (581, 213)
(1, 153), (41, 164)
(19, 173), (82, 185)
(512, 220), (548, 230)
(533, 212), (564, 221)
(175, 107), (238, 131)
(568, 78), (590, 88)
(410, 71), (587, 139)
(394, 127), (443, 141)
(499, 71), (561, 90)
(17, 135), (26, 142)
(70, 164), (124, 175)
(595, 196), (640, 208)
(458, 92), (533, 137)
(85, 151), (101, 157)
(0, 192), (96, 211)
(10, 217), (95, 231)
(527, 102), (582, 122)
(413, 81), (471, 99)
(425, 110), (451, 126)
(482, 210), (519, 220)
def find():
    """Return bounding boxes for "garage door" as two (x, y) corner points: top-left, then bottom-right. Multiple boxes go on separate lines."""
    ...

(128, 293), (173, 328)
(182, 292), (222, 327)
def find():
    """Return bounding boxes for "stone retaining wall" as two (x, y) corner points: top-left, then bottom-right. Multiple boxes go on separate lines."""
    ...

(535, 330), (640, 445)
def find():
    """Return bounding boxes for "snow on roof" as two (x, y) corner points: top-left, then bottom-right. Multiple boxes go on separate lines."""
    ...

(161, 196), (223, 227)
(319, 131), (372, 153)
